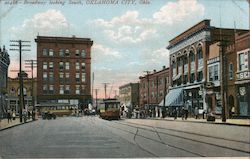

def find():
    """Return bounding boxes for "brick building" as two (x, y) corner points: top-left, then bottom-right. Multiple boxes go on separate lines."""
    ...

(35, 36), (93, 109)
(139, 66), (170, 117)
(7, 71), (37, 115)
(234, 31), (250, 117)
(119, 83), (139, 116)
(0, 46), (10, 118)
(166, 19), (246, 117)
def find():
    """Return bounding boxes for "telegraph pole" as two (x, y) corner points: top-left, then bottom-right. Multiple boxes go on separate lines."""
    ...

(25, 60), (37, 121)
(94, 89), (99, 112)
(10, 40), (31, 123)
(103, 83), (109, 99)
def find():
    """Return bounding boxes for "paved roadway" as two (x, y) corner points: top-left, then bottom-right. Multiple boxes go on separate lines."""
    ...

(0, 116), (249, 158)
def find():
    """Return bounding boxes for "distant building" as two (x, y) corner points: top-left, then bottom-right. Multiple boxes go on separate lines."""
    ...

(7, 71), (37, 114)
(139, 66), (170, 117)
(0, 46), (10, 118)
(235, 31), (250, 117)
(35, 36), (93, 109)
(119, 83), (139, 113)
(166, 19), (247, 117)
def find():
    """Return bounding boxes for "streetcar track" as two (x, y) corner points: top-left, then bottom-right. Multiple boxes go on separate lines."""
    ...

(104, 121), (205, 157)
(118, 121), (250, 144)
(112, 121), (250, 154)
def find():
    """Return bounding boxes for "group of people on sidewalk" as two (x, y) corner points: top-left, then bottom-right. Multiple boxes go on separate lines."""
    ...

(7, 109), (16, 123)
(5, 109), (34, 123)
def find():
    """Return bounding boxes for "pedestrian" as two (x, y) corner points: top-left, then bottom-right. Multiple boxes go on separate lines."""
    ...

(7, 109), (12, 123)
(185, 108), (188, 120)
(12, 110), (16, 120)
(194, 107), (199, 119)
(181, 107), (185, 120)
(173, 108), (177, 120)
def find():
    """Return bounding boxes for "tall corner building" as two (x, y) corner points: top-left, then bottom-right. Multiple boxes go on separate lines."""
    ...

(35, 36), (93, 109)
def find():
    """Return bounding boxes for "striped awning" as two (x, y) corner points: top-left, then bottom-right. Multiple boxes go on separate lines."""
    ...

(159, 88), (184, 107)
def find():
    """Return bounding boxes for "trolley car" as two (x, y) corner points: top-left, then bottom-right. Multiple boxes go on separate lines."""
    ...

(99, 99), (120, 120)
(36, 103), (78, 118)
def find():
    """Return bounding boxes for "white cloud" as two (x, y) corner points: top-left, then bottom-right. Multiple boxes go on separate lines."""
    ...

(153, 0), (205, 24)
(91, 0), (205, 45)
(10, 9), (70, 39)
(92, 43), (122, 63)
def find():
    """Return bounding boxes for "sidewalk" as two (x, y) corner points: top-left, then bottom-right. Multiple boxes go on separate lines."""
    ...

(155, 117), (250, 126)
(0, 118), (33, 131)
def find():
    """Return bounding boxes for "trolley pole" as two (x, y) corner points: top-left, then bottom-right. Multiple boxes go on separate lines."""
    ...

(10, 40), (31, 123)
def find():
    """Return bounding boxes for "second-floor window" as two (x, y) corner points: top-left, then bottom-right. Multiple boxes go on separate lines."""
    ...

(229, 63), (234, 80)
(238, 53), (245, 71)
(208, 64), (219, 82)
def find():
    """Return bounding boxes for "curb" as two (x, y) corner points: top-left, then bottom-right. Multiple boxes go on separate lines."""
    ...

(0, 120), (36, 131)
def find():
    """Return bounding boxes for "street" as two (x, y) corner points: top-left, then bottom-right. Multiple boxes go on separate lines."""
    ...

(0, 116), (250, 158)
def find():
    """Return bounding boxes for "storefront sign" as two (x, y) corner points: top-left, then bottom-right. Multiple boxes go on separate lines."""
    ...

(237, 71), (250, 80)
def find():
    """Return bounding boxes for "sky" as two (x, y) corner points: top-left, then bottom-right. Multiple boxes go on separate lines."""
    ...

(0, 0), (249, 98)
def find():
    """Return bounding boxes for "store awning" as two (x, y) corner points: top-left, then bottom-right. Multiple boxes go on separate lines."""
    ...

(159, 88), (184, 107)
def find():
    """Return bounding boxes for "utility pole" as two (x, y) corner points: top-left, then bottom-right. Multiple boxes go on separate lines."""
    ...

(25, 60), (37, 121)
(94, 89), (98, 113)
(102, 83), (109, 99)
(92, 72), (94, 105)
(10, 40), (31, 123)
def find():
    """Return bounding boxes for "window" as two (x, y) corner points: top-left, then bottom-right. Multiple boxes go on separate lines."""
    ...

(49, 49), (54, 56)
(49, 85), (54, 94)
(197, 71), (203, 82)
(59, 73), (64, 83)
(81, 85), (85, 94)
(65, 49), (70, 56)
(173, 63), (177, 77)
(43, 85), (48, 94)
(42, 48), (48, 56)
(76, 73), (80, 83)
(183, 75), (188, 84)
(238, 53), (245, 71)
(82, 73), (86, 83)
(65, 62), (70, 70)
(65, 85), (70, 94)
(49, 72), (54, 82)
(208, 64), (220, 82)
(65, 73), (70, 83)
(76, 62), (80, 70)
(229, 63), (234, 80)
(43, 62), (47, 70)
(59, 49), (64, 57)
(190, 73), (195, 83)
(59, 85), (64, 94)
(59, 62), (64, 70)
(49, 62), (53, 70)
(43, 72), (47, 81)
(214, 65), (218, 80)
(81, 62), (85, 70)
(75, 50), (80, 56)
(81, 49), (86, 57)
(76, 85), (80, 94)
